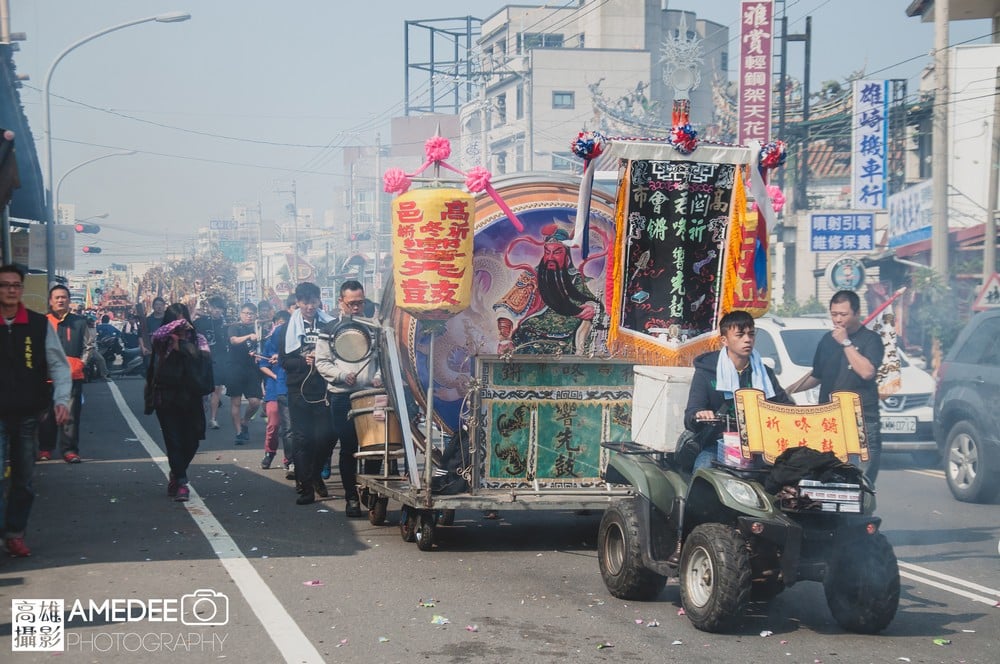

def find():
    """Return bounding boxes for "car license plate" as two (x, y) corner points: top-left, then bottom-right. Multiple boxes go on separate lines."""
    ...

(881, 416), (917, 434)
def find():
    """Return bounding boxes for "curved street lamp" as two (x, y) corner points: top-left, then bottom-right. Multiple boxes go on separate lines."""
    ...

(43, 11), (191, 283)
(54, 151), (136, 223)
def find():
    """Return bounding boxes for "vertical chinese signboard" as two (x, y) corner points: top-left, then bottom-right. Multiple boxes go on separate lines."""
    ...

(851, 79), (889, 209)
(391, 187), (474, 320)
(738, 0), (774, 147)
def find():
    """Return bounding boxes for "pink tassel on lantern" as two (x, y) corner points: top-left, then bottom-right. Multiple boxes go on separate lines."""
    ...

(383, 167), (412, 195)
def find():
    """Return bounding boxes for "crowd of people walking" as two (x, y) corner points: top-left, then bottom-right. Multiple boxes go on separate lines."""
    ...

(1, 265), (380, 558)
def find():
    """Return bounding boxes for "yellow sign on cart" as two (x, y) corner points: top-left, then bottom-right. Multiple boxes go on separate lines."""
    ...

(734, 389), (869, 465)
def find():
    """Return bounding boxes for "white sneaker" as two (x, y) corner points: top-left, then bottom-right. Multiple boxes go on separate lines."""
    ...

(209, 419), (220, 429)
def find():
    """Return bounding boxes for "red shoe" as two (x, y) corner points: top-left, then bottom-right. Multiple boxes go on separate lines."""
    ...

(5, 537), (31, 558)
(63, 453), (82, 464)
(37, 450), (52, 462)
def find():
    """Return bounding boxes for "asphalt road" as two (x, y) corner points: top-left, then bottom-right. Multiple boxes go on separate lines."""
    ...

(1, 377), (998, 663)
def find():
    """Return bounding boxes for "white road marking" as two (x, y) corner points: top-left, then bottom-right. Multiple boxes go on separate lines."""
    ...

(899, 561), (1000, 607)
(109, 382), (324, 664)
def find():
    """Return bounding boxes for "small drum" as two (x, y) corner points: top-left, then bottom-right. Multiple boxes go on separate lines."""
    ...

(348, 388), (403, 451)
(329, 319), (372, 363)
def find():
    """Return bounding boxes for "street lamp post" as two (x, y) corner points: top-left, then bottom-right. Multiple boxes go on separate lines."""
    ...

(54, 151), (136, 223)
(43, 11), (191, 283)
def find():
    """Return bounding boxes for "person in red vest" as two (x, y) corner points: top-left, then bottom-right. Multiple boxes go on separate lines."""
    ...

(1, 265), (72, 557)
(37, 284), (93, 463)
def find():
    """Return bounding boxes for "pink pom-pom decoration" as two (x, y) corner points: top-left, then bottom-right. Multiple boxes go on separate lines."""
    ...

(383, 168), (411, 195)
(766, 184), (786, 214)
(424, 136), (452, 163)
(669, 124), (699, 155)
(571, 131), (606, 161)
(758, 140), (787, 171)
(3, 130), (13, 141)
(465, 166), (491, 193)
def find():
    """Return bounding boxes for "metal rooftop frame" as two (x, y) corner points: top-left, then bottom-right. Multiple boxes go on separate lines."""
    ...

(404, 15), (482, 116)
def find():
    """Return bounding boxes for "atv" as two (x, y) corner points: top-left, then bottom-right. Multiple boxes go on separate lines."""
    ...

(597, 389), (900, 634)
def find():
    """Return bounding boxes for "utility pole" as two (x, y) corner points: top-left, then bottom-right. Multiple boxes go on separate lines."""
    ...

(931, 0), (950, 279)
(274, 180), (298, 284)
(780, 16), (811, 209)
(985, 65), (999, 281)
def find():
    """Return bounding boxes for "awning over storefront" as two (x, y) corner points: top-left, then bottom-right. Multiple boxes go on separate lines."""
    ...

(0, 43), (45, 222)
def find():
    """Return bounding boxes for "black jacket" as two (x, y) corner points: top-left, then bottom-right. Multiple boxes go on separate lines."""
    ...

(684, 350), (793, 432)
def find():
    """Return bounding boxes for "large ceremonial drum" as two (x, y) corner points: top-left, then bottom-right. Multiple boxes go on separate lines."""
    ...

(348, 389), (403, 452)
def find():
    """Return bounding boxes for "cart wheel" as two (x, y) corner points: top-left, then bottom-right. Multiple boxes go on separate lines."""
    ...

(438, 509), (456, 527)
(369, 497), (389, 526)
(399, 506), (417, 542)
(415, 511), (436, 551)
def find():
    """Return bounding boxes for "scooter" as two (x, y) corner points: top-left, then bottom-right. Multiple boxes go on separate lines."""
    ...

(597, 389), (900, 634)
(107, 345), (145, 378)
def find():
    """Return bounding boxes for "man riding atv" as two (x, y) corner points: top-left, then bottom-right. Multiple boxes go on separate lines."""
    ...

(598, 310), (899, 635)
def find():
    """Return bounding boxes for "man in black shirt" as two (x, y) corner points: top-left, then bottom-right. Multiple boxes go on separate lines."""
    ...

(227, 302), (262, 444)
(194, 296), (229, 429)
(787, 290), (884, 483)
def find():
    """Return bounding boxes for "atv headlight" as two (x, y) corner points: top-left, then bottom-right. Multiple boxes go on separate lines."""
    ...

(723, 478), (765, 509)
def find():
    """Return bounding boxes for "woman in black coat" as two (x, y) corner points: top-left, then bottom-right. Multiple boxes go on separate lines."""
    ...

(146, 303), (214, 501)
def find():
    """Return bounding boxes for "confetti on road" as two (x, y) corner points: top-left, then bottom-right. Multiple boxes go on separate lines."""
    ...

(302, 580), (324, 587)
(431, 615), (450, 625)
(760, 630), (773, 637)
(671, 640), (683, 645)
(933, 638), (952, 646)
(677, 608), (685, 615)
(597, 642), (614, 649)
(378, 636), (389, 643)
(646, 620), (659, 627)
(335, 639), (348, 647)
(465, 625), (479, 632)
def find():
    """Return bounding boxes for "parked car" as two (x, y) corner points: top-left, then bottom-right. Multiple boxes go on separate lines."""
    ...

(753, 316), (938, 464)
(932, 309), (1000, 503)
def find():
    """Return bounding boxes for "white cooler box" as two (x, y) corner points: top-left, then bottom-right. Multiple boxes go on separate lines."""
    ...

(631, 365), (696, 454)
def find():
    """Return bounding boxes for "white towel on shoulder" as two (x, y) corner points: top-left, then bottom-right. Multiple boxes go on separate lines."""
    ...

(715, 349), (775, 399)
(284, 308), (334, 354)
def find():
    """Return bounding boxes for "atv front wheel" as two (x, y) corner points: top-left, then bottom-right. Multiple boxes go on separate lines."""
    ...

(598, 499), (667, 600)
(679, 523), (751, 632)
(824, 533), (900, 634)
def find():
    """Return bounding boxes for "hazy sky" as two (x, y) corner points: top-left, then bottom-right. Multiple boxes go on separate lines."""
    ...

(12, 0), (991, 271)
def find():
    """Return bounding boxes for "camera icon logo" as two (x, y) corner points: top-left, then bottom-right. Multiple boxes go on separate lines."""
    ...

(180, 589), (229, 626)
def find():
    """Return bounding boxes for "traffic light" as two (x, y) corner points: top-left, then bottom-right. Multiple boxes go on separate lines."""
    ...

(74, 223), (101, 234)
(81, 246), (102, 254)
(350, 230), (372, 241)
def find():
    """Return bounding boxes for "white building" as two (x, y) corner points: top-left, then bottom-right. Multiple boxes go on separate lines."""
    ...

(459, 1), (728, 174)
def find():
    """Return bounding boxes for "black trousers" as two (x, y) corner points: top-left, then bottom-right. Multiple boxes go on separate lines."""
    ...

(156, 407), (201, 483)
(289, 393), (333, 496)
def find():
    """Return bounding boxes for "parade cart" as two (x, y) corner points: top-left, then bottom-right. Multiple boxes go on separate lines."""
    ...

(350, 113), (782, 549)
(355, 350), (639, 551)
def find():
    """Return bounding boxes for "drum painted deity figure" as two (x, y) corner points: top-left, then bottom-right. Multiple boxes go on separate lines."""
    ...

(493, 224), (605, 355)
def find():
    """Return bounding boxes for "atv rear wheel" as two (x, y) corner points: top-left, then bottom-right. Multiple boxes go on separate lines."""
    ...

(824, 533), (899, 634)
(679, 523), (751, 632)
(598, 499), (667, 601)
